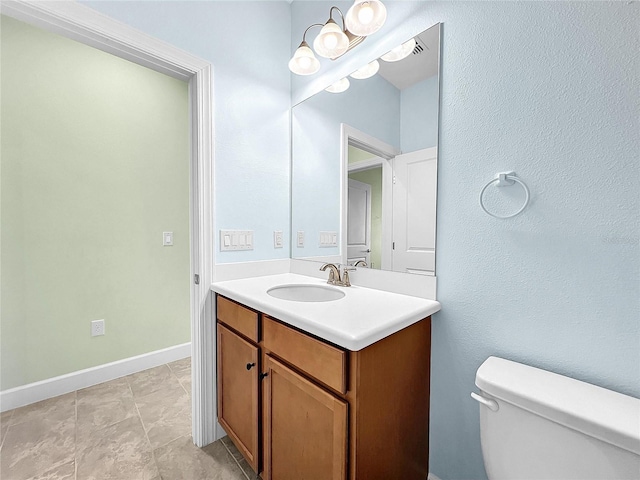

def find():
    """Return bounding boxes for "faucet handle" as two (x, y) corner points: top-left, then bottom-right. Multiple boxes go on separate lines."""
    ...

(341, 266), (356, 287)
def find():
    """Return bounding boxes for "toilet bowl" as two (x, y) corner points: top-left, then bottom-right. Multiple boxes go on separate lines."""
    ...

(472, 356), (640, 480)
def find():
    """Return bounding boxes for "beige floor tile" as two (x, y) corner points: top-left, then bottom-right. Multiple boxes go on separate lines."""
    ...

(135, 382), (191, 449)
(154, 436), (246, 480)
(0, 416), (75, 480)
(168, 357), (192, 395)
(29, 460), (75, 479)
(76, 416), (158, 480)
(168, 357), (190, 378)
(127, 365), (180, 398)
(76, 377), (137, 441)
(1, 409), (14, 448)
(9, 392), (75, 427)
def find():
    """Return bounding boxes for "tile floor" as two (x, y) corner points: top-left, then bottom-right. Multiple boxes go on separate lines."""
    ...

(0, 358), (257, 480)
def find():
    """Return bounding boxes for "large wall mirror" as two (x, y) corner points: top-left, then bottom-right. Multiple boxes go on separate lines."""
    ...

(291, 23), (441, 275)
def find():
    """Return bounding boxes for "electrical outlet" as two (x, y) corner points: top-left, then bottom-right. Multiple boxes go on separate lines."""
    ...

(91, 319), (105, 337)
(274, 230), (283, 248)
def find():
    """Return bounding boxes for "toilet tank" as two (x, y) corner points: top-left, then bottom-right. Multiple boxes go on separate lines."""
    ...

(474, 356), (640, 480)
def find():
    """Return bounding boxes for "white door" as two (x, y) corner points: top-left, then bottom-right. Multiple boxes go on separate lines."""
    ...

(347, 178), (371, 266)
(392, 148), (437, 275)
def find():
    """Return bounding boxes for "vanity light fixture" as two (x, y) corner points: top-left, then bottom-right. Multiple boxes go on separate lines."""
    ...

(289, 1), (387, 75)
(325, 77), (350, 93)
(381, 37), (416, 62)
(350, 59), (380, 80)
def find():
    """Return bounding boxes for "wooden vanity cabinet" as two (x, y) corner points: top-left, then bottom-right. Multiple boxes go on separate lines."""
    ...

(216, 323), (260, 472)
(215, 294), (432, 480)
(263, 355), (348, 480)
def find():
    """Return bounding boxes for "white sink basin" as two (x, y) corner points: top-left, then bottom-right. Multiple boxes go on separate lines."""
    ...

(267, 284), (345, 302)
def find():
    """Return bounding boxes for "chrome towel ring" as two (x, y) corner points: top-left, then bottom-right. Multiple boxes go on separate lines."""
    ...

(479, 172), (530, 219)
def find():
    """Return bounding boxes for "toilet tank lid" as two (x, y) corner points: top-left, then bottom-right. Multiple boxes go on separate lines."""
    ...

(476, 356), (640, 456)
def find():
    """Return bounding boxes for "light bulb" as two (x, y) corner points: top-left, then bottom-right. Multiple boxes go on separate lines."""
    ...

(358, 5), (374, 25)
(380, 38), (416, 62)
(345, 0), (387, 37)
(350, 60), (380, 80)
(325, 77), (350, 93)
(313, 19), (349, 59)
(288, 42), (321, 76)
(323, 33), (338, 50)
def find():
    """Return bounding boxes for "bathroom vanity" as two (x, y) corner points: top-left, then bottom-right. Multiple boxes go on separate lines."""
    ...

(212, 273), (441, 480)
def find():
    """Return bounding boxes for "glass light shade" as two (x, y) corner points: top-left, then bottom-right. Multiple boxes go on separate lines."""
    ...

(345, 0), (387, 37)
(313, 19), (349, 59)
(288, 42), (321, 75)
(380, 38), (416, 62)
(350, 60), (380, 80)
(325, 77), (350, 93)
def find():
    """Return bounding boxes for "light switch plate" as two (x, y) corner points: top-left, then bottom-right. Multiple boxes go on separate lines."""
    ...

(319, 231), (338, 247)
(163, 232), (173, 246)
(297, 231), (305, 248)
(220, 230), (254, 251)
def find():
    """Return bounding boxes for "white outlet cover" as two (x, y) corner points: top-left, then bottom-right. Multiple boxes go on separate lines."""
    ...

(91, 319), (105, 337)
(274, 231), (283, 248)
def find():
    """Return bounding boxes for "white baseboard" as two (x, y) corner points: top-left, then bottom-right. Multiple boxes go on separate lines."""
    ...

(0, 342), (191, 412)
(428, 474), (443, 480)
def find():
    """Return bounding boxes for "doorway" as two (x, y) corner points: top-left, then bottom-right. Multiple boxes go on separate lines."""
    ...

(0, 2), (214, 446)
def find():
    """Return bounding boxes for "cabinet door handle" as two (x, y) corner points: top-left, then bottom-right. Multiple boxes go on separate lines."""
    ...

(259, 372), (269, 380)
(246, 362), (256, 370)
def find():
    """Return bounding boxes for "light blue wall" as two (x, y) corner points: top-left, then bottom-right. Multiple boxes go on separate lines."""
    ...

(291, 75), (399, 258)
(81, 2), (639, 479)
(293, 2), (639, 480)
(83, 1), (292, 264)
(401, 74), (439, 152)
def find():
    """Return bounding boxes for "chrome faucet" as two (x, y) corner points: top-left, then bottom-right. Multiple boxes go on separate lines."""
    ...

(353, 260), (368, 267)
(320, 263), (356, 287)
(320, 263), (341, 285)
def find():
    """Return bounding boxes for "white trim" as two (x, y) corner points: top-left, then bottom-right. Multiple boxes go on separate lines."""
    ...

(0, 343), (191, 412)
(428, 474), (443, 480)
(1, 1), (215, 447)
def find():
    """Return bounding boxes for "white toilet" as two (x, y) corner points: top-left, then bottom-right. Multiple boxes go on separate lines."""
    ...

(472, 356), (640, 480)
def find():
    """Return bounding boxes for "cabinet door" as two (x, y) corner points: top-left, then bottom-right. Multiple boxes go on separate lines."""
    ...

(217, 323), (259, 472)
(264, 355), (347, 480)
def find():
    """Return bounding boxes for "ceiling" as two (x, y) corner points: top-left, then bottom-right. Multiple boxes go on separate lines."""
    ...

(377, 25), (440, 90)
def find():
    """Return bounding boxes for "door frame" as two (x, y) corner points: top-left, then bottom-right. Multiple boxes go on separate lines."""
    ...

(1, 0), (216, 446)
(340, 124), (398, 270)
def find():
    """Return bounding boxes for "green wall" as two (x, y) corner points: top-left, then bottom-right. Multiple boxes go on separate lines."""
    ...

(1, 16), (191, 390)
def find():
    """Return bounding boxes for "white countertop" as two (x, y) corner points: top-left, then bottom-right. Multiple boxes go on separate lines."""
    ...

(210, 273), (441, 351)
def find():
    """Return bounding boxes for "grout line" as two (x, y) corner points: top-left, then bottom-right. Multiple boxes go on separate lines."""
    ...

(0, 408), (14, 450)
(167, 360), (191, 398)
(220, 439), (251, 480)
(130, 380), (161, 479)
